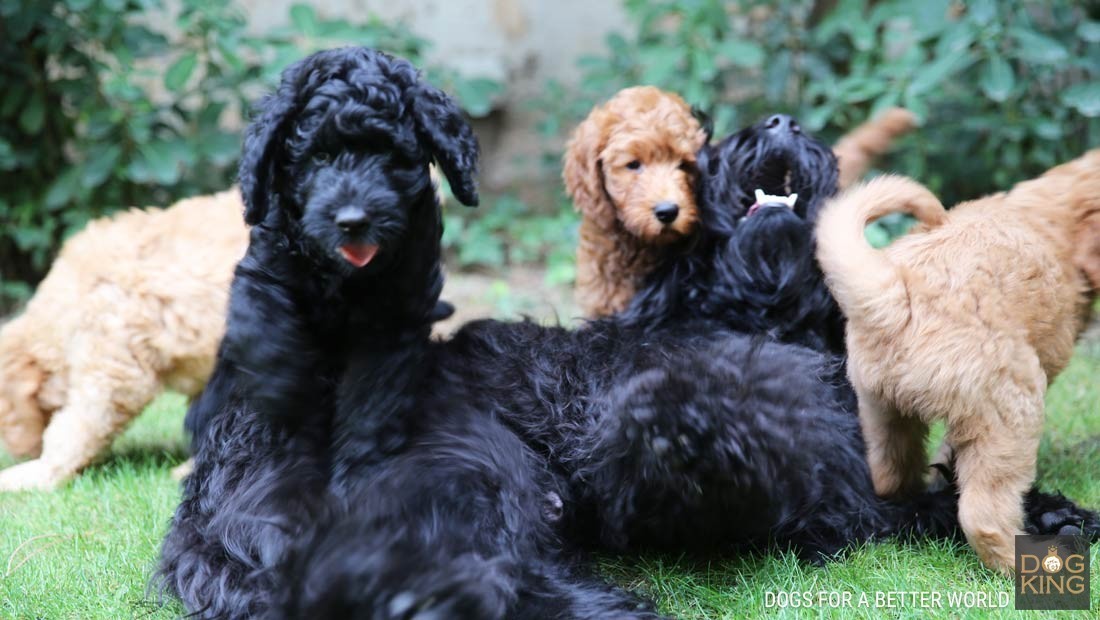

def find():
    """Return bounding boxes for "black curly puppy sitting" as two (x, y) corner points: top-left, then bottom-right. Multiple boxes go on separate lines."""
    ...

(159, 47), (661, 620)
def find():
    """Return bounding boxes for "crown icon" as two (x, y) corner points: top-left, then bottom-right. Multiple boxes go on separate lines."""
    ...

(1042, 545), (1064, 573)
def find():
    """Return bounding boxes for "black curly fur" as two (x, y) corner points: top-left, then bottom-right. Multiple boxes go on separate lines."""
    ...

(619, 111), (1100, 547)
(622, 116), (845, 353)
(161, 49), (1100, 619)
(158, 47), (663, 620)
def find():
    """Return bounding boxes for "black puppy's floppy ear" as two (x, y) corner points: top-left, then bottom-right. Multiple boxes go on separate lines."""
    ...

(410, 82), (480, 207)
(238, 91), (298, 226)
(694, 144), (742, 234)
(691, 105), (715, 142)
(239, 52), (320, 225)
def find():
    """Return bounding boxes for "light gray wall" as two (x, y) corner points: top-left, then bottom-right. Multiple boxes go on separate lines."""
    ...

(237, 0), (631, 190)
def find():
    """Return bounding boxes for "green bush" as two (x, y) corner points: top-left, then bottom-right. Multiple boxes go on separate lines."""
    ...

(540, 0), (1100, 204)
(0, 0), (499, 311)
(443, 0), (1100, 278)
(442, 194), (578, 285)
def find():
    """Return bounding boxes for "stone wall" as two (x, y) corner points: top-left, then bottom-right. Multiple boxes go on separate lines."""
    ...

(237, 0), (631, 192)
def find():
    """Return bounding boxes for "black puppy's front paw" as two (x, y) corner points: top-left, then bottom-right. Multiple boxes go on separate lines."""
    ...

(1025, 489), (1100, 539)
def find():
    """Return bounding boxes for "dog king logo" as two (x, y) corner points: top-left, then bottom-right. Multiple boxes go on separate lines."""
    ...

(1015, 535), (1090, 610)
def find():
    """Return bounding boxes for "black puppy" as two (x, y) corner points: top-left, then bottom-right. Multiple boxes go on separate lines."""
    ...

(158, 45), (464, 616)
(624, 113), (843, 354)
(159, 47), (659, 619)
(621, 111), (1100, 538)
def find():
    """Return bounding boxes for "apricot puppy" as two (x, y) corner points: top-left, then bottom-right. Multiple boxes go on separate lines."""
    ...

(815, 151), (1100, 574)
(564, 86), (707, 317)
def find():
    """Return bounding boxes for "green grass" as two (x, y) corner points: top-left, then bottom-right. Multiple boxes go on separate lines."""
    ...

(2, 344), (1098, 619)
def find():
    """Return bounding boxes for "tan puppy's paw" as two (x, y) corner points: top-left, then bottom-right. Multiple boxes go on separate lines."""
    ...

(0, 459), (71, 492)
(968, 528), (1018, 577)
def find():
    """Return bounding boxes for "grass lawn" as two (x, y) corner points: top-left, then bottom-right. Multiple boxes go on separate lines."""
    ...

(1, 338), (1098, 619)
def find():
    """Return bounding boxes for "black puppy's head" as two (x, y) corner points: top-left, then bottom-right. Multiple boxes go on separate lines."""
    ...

(624, 113), (845, 354)
(697, 113), (837, 230)
(238, 47), (479, 274)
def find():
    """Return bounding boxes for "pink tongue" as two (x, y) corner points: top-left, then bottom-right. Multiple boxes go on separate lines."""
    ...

(338, 244), (379, 268)
(747, 203), (763, 217)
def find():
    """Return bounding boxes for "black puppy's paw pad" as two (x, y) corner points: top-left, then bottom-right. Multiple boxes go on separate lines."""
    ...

(1024, 490), (1100, 539)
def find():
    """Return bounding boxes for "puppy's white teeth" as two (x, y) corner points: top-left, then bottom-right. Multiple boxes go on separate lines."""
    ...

(753, 189), (798, 208)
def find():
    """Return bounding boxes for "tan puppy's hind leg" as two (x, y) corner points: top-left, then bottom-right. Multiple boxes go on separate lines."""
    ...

(858, 387), (928, 498)
(0, 370), (158, 491)
(955, 430), (1039, 575)
(953, 365), (1045, 575)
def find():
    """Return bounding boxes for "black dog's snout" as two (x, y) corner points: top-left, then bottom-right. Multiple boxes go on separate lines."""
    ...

(335, 207), (369, 232)
(653, 202), (680, 224)
(765, 114), (801, 134)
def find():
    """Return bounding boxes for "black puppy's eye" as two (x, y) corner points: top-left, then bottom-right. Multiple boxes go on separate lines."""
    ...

(626, 160), (641, 170)
(313, 152), (331, 164)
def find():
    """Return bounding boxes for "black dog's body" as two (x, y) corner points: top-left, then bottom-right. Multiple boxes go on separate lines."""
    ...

(162, 50), (1100, 618)
(427, 318), (944, 556)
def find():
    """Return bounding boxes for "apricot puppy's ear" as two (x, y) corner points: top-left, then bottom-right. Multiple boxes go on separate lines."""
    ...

(563, 110), (617, 230)
(1075, 211), (1100, 291)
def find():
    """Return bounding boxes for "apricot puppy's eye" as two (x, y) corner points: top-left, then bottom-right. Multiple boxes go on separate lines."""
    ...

(626, 160), (641, 170)
(678, 161), (694, 172)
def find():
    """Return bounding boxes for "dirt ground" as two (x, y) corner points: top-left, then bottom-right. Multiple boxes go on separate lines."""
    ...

(434, 264), (579, 336)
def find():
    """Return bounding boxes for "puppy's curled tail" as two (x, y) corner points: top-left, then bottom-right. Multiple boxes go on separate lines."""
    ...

(815, 175), (946, 332)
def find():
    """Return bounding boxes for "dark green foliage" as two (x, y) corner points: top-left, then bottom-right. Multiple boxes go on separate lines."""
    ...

(4, 1), (1097, 292)
(532, 0), (1100, 247)
(0, 1), (499, 310)
(454, 0), (1099, 277)
(443, 194), (578, 284)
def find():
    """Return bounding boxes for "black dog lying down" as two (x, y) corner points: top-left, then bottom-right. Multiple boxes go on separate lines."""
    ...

(159, 48), (1100, 619)
(621, 110), (1098, 536)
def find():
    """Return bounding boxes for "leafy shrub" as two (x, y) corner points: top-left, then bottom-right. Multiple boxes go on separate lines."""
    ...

(538, 0), (1100, 206)
(0, 0), (499, 311)
(452, 0), (1100, 278)
(442, 194), (577, 286)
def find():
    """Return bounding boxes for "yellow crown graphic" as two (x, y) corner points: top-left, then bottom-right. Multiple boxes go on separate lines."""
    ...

(1042, 545), (1063, 573)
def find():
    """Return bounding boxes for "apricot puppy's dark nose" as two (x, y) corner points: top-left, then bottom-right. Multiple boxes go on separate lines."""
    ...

(335, 207), (368, 232)
(653, 202), (680, 224)
(765, 114), (801, 134)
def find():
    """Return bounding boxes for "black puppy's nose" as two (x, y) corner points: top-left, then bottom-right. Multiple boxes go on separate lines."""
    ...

(765, 114), (801, 134)
(653, 202), (680, 224)
(335, 207), (368, 232)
